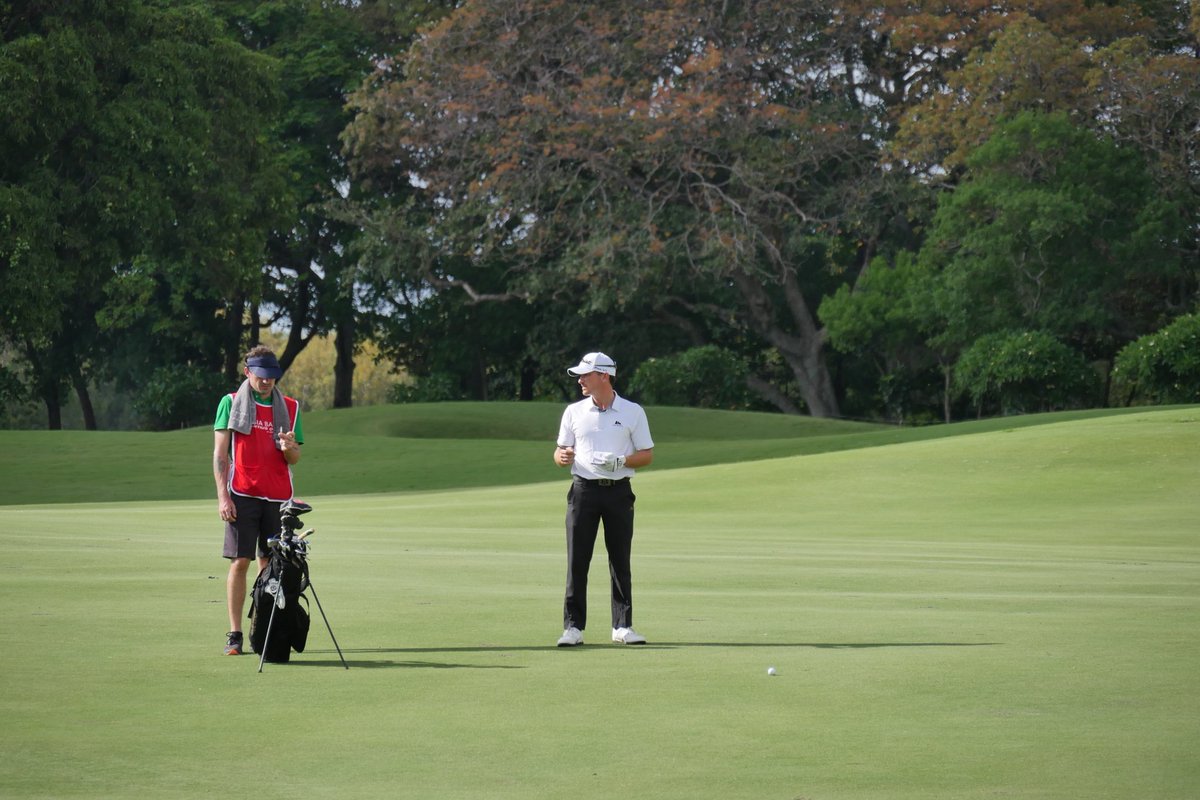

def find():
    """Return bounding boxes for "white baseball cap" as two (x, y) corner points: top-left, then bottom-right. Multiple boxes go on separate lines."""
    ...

(567, 352), (616, 376)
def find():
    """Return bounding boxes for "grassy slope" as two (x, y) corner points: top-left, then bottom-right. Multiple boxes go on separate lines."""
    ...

(0, 406), (1196, 799)
(0, 401), (1169, 506)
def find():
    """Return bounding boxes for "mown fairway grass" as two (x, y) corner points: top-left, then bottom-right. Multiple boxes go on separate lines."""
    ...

(0, 405), (1196, 799)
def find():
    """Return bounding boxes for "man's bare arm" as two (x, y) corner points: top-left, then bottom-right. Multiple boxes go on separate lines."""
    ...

(214, 430), (235, 520)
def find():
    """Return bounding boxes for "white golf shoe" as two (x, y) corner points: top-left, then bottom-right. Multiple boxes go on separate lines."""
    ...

(556, 627), (584, 647)
(611, 627), (647, 645)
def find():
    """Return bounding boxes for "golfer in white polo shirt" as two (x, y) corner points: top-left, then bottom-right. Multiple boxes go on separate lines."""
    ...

(552, 352), (655, 647)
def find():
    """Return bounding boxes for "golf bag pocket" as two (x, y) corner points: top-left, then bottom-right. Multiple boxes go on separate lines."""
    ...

(292, 594), (310, 654)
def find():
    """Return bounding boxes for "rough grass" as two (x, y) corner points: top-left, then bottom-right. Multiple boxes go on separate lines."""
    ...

(0, 405), (1196, 799)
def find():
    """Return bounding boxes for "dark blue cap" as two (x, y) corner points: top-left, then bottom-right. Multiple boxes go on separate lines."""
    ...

(246, 354), (283, 379)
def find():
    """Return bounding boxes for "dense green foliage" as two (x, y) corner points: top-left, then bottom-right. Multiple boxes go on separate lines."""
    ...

(133, 365), (231, 431)
(953, 330), (1100, 416)
(628, 346), (755, 410)
(1111, 312), (1200, 405)
(922, 112), (1174, 358)
(1, 0), (282, 428)
(2, 1), (1197, 429)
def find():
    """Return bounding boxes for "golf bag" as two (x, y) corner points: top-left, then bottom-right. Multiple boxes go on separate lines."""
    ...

(248, 502), (313, 663)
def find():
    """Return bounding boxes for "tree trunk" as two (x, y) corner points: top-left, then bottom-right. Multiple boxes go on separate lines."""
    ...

(473, 350), (488, 401)
(333, 319), (356, 408)
(519, 357), (536, 401)
(43, 389), (62, 430)
(730, 270), (841, 418)
(70, 367), (98, 430)
(24, 339), (64, 429)
(942, 364), (952, 424)
(223, 296), (245, 382)
(278, 277), (314, 374)
(746, 373), (801, 415)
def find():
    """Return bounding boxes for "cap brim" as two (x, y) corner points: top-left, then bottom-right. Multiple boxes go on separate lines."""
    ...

(247, 366), (283, 379)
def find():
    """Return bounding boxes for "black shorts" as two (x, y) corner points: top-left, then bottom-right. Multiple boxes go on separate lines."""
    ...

(222, 495), (283, 560)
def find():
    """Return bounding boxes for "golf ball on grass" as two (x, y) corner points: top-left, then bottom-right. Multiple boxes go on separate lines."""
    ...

(767, 666), (777, 676)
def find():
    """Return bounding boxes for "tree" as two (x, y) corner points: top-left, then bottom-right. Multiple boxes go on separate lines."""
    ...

(256, 330), (407, 409)
(628, 346), (755, 410)
(920, 111), (1176, 366)
(891, 16), (1096, 176)
(211, 0), (457, 407)
(1088, 34), (1200, 322)
(820, 252), (953, 422)
(827, 105), (1181, 422)
(953, 330), (1099, 417)
(831, 0), (1149, 166)
(892, 13), (1198, 325)
(0, 0), (282, 428)
(1110, 312), (1200, 406)
(345, 0), (896, 417)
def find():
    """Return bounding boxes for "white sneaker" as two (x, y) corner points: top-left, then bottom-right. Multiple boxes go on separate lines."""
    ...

(557, 627), (584, 647)
(611, 627), (647, 645)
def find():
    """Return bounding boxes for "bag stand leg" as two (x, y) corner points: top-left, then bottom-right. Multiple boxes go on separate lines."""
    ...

(256, 589), (282, 674)
(306, 577), (349, 670)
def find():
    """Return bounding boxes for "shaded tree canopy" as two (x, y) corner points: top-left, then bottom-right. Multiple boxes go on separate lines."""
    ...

(1, 0), (282, 428)
(922, 110), (1175, 355)
(2, 0), (1195, 428)
(345, 0), (897, 416)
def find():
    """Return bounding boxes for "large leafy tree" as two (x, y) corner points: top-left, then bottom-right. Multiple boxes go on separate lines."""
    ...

(345, 0), (895, 417)
(0, 0), (281, 428)
(1089, 33), (1200, 321)
(819, 252), (951, 422)
(210, 0), (455, 408)
(892, 11), (1197, 321)
(921, 111), (1175, 367)
(829, 109), (1177, 423)
(834, 0), (1145, 128)
(827, 6), (1195, 421)
(892, 8), (1198, 345)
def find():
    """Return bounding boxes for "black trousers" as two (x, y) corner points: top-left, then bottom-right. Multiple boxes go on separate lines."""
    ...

(563, 477), (636, 631)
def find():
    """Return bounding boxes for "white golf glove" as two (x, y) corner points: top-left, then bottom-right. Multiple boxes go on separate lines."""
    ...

(591, 452), (626, 473)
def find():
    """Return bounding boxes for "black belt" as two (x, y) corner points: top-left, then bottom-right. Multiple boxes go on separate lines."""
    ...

(575, 477), (630, 487)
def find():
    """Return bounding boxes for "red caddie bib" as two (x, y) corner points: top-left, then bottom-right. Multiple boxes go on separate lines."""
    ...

(229, 395), (299, 502)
